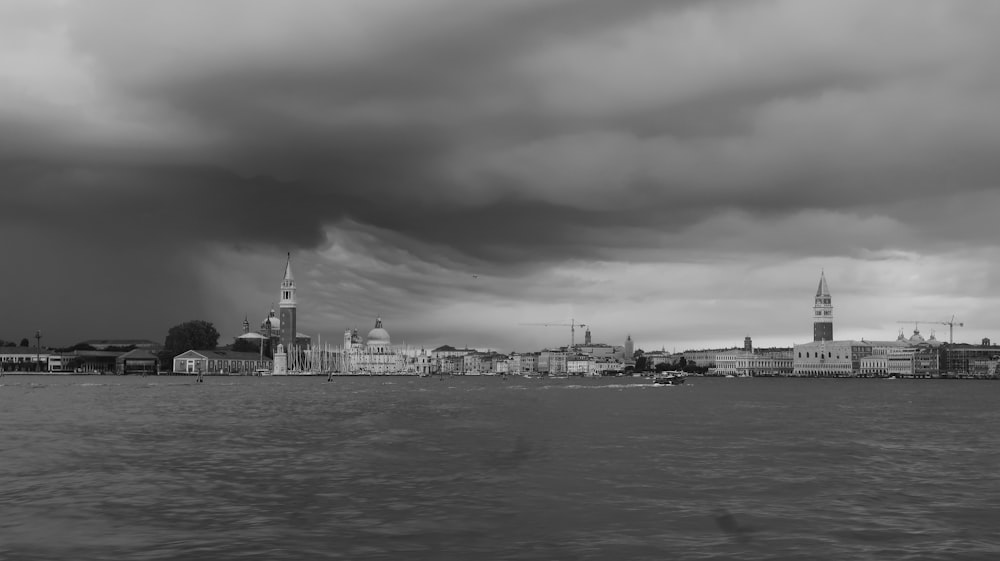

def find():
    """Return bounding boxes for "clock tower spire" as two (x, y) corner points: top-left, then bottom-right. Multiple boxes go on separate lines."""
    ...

(813, 270), (833, 341)
(279, 252), (297, 351)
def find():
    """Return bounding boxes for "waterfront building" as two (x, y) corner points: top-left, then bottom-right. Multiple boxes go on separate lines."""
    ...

(858, 330), (942, 377)
(510, 352), (539, 375)
(172, 349), (272, 375)
(462, 351), (506, 375)
(970, 357), (1000, 378)
(538, 349), (568, 375)
(0, 347), (51, 372)
(644, 350), (675, 368)
(63, 350), (121, 373)
(566, 354), (591, 375)
(792, 340), (872, 376)
(940, 343), (1000, 375)
(413, 349), (434, 375)
(430, 345), (475, 360)
(115, 349), (160, 375)
(438, 355), (464, 375)
(675, 349), (727, 367)
(595, 357), (626, 375)
(341, 318), (408, 375)
(714, 348), (793, 377)
(494, 356), (510, 375)
(858, 332), (913, 376)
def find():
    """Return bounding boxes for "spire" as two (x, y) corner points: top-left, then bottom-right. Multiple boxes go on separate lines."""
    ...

(812, 270), (833, 342)
(816, 270), (830, 297)
(375, 317), (383, 329)
(279, 254), (296, 308)
(283, 252), (294, 282)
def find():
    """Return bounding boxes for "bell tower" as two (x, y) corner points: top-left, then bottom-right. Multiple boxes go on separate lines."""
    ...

(813, 271), (833, 342)
(279, 253), (297, 351)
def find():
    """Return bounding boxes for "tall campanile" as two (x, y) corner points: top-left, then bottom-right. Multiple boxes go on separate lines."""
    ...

(279, 253), (297, 350)
(813, 271), (833, 342)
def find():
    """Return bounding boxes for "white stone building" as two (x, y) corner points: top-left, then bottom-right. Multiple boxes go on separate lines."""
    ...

(341, 318), (408, 375)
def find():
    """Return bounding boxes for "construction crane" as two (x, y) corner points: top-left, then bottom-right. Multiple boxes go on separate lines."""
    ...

(519, 319), (587, 348)
(896, 316), (964, 344)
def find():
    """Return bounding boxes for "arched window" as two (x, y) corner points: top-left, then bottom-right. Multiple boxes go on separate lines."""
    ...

(806, 352), (810, 358)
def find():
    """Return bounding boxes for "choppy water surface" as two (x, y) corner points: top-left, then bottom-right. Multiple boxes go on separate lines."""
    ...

(2, 375), (1000, 560)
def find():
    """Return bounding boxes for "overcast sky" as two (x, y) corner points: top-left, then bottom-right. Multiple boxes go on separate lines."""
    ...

(3, 0), (1000, 352)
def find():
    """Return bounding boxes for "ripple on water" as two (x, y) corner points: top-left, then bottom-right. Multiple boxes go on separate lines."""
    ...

(2, 376), (1000, 560)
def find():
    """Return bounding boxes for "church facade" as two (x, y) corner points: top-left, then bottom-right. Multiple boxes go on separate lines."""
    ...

(341, 318), (408, 375)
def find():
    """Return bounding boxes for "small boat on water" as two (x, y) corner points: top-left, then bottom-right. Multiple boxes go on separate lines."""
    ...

(653, 372), (686, 385)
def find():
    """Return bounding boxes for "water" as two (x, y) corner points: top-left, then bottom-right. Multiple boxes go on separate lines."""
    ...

(2, 375), (1000, 560)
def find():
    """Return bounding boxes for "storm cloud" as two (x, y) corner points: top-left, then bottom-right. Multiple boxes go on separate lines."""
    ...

(3, 0), (1000, 349)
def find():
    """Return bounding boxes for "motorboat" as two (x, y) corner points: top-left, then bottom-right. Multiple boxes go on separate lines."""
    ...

(653, 372), (686, 385)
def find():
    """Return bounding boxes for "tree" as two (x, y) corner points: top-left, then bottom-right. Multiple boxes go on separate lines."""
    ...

(20, 338), (29, 347)
(231, 337), (261, 355)
(164, 320), (220, 354)
(634, 356), (649, 372)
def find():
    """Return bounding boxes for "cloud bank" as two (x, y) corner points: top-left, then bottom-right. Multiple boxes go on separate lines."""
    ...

(3, 0), (1000, 349)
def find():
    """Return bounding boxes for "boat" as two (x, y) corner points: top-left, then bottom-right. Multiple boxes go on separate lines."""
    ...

(653, 372), (686, 385)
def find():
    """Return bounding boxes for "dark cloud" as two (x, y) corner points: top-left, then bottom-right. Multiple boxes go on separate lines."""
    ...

(4, 0), (1000, 346)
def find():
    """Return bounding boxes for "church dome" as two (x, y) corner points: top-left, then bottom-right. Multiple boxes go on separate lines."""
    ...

(262, 309), (280, 332)
(908, 329), (925, 344)
(366, 317), (391, 345)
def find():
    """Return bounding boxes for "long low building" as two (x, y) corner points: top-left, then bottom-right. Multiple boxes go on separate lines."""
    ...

(715, 349), (793, 377)
(173, 350), (273, 375)
(792, 340), (872, 377)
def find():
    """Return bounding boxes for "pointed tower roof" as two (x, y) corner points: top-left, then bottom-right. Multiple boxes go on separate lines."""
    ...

(816, 271), (830, 297)
(283, 252), (294, 282)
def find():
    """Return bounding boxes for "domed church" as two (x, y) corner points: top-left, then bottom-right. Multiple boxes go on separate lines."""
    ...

(342, 317), (407, 374)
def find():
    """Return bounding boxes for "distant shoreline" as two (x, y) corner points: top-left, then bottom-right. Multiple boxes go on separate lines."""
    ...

(2, 372), (998, 380)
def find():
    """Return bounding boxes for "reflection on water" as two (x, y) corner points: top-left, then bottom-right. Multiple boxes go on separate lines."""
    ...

(2, 376), (1000, 560)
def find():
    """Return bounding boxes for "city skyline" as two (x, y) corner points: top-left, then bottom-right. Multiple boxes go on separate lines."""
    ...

(3, 1), (1000, 351)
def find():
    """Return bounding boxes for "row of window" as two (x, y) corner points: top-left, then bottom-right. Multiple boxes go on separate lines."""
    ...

(799, 351), (843, 359)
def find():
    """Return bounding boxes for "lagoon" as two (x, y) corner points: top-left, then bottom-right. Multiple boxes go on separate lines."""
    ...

(2, 375), (999, 560)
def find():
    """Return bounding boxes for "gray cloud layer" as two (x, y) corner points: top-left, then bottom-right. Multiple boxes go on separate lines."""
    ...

(3, 0), (1000, 345)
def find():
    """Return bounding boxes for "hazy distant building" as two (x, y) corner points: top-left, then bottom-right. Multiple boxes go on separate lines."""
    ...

(624, 335), (634, 364)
